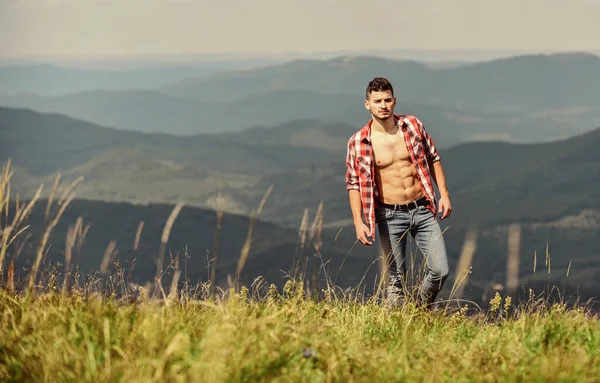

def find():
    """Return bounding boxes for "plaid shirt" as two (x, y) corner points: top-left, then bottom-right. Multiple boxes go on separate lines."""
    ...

(345, 114), (441, 237)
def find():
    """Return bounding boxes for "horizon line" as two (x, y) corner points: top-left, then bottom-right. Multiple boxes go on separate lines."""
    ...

(2, 47), (599, 64)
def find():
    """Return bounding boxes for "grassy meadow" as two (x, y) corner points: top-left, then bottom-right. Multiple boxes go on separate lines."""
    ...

(1, 161), (599, 382)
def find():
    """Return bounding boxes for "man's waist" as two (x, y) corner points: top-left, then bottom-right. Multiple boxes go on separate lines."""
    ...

(376, 196), (430, 211)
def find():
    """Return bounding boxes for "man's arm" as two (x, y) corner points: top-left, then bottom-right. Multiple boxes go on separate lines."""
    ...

(345, 138), (372, 245)
(430, 160), (450, 199)
(429, 158), (452, 220)
(417, 117), (441, 163)
(348, 189), (363, 224)
(418, 117), (452, 219)
(345, 139), (359, 192)
(348, 190), (372, 245)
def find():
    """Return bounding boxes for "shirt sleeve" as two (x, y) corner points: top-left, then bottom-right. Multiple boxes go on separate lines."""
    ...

(345, 137), (360, 191)
(417, 118), (441, 163)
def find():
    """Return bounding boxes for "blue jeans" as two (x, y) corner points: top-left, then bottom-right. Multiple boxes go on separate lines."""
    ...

(375, 203), (449, 305)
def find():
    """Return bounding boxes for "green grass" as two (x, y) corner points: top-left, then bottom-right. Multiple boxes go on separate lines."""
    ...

(1, 286), (599, 382)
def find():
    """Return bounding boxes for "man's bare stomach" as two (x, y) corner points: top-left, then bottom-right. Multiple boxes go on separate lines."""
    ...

(375, 165), (424, 205)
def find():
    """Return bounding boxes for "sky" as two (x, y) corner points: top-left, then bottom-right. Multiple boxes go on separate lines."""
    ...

(0, 0), (599, 60)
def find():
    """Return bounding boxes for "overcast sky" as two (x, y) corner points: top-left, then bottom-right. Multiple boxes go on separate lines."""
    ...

(1, 0), (598, 60)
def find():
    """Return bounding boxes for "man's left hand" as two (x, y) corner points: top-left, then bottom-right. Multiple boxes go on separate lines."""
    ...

(438, 195), (452, 219)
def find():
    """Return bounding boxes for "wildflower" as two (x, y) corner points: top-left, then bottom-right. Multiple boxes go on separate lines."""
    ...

(268, 284), (279, 302)
(283, 280), (294, 298)
(490, 292), (502, 313)
(240, 286), (249, 300)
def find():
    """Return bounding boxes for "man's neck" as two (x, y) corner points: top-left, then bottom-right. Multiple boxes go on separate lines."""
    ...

(371, 116), (398, 134)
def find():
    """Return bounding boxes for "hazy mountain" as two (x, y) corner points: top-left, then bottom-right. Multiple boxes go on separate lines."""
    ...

(162, 57), (432, 102)
(0, 107), (357, 212)
(0, 87), (584, 145)
(4, 52), (598, 143)
(0, 89), (469, 145)
(163, 53), (600, 113)
(160, 53), (600, 139)
(0, 106), (141, 175)
(0, 106), (345, 176)
(442, 128), (600, 227)
(3, 106), (599, 226)
(0, 90), (218, 135)
(440, 52), (600, 111)
(2, 107), (599, 303)
(0, 62), (278, 96)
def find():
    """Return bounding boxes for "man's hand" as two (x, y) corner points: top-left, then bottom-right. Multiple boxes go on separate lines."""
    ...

(355, 221), (373, 245)
(438, 195), (452, 220)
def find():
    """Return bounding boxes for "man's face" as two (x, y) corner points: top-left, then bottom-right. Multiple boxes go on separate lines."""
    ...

(365, 90), (396, 120)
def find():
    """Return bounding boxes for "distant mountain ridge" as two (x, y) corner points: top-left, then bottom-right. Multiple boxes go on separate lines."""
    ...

(0, 61), (280, 96)
(0, 89), (507, 147)
(162, 52), (600, 112)
(2, 52), (599, 145)
(0, 106), (348, 177)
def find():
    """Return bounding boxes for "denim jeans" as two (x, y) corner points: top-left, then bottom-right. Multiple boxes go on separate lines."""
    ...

(375, 203), (449, 305)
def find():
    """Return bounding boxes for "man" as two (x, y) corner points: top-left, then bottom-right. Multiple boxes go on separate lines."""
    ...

(345, 77), (451, 307)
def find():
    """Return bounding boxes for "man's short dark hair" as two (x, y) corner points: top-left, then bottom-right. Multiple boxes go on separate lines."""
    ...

(366, 77), (394, 100)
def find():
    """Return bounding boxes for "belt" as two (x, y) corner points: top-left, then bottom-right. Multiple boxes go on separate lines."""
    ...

(376, 196), (429, 211)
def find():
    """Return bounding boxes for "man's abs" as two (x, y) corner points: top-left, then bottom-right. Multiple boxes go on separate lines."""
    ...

(372, 133), (424, 204)
(375, 162), (424, 204)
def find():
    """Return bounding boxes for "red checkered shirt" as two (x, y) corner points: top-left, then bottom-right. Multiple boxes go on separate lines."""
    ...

(345, 114), (441, 237)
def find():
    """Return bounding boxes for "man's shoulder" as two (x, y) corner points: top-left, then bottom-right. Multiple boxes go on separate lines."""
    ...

(398, 114), (424, 127)
(347, 121), (371, 145)
(397, 114), (427, 136)
(347, 129), (361, 144)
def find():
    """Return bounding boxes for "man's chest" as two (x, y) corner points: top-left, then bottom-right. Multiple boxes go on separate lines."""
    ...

(370, 132), (411, 167)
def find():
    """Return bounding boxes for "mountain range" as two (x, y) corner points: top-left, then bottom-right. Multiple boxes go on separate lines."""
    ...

(1, 106), (599, 304)
(3, 106), (599, 226)
(2, 53), (600, 144)
(0, 60), (280, 96)
(162, 52), (600, 120)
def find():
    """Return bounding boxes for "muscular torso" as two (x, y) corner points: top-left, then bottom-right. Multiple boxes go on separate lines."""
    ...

(371, 129), (424, 204)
